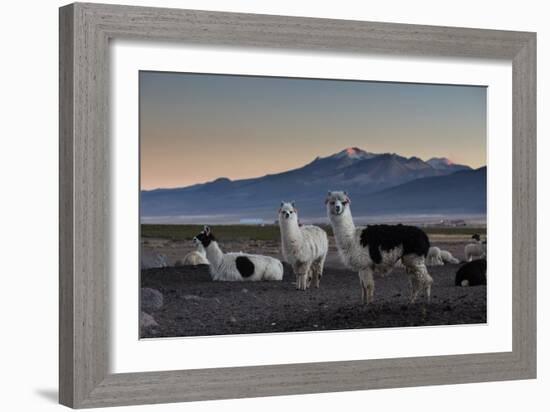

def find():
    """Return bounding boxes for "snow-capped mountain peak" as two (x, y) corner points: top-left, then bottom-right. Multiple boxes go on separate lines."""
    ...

(427, 157), (455, 169)
(333, 147), (375, 160)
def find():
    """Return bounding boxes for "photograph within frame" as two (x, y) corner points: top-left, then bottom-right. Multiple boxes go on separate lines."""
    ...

(59, 3), (536, 407)
(139, 71), (487, 339)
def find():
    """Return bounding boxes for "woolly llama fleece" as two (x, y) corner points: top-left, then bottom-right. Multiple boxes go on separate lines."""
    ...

(194, 226), (283, 282)
(278, 201), (328, 290)
(326, 191), (433, 304)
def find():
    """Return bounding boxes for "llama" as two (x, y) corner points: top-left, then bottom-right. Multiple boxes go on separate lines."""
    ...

(427, 246), (460, 265)
(179, 238), (209, 266)
(278, 201), (328, 290)
(455, 259), (487, 286)
(194, 226), (283, 282)
(326, 191), (433, 304)
(465, 234), (487, 261)
(440, 249), (460, 264)
(426, 246), (444, 266)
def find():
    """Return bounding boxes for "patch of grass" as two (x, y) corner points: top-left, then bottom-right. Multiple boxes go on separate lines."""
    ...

(141, 224), (282, 241)
(422, 227), (486, 236)
(141, 224), (486, 242)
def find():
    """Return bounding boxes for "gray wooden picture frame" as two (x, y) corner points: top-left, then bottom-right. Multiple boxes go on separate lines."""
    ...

(59, 2), (536, 409)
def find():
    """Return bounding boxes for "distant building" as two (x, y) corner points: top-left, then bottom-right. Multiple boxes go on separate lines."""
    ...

(431, 219), (467, 227)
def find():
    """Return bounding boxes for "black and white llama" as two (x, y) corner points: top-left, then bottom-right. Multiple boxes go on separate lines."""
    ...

(325, 191), (433, 304)
(455, 259), (487, 286)
(464, 234), (487, 261)
(194, 226), (283, 281)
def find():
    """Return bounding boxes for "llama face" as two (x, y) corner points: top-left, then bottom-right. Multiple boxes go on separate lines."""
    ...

(279, 201), (298, 222)
(194, 226), (215, 248)
(325, 191), (351, 216)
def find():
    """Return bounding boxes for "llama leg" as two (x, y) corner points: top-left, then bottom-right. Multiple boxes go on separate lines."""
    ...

(358, 269), (375, 304)
(306, 266), (313, 289)
(367, 271), (375, 303)
(311, 255), (326, 289)
(359, 274), (366, 304)
(292, 264), (301, 289)
(294, 261), (310, 291)
(403, 254), (433, 303)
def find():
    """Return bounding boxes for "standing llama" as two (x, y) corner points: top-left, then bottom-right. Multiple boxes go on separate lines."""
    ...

(194, 226), (283, 282)
(278, 201), (328, 290)
(326, 191), (433, 304)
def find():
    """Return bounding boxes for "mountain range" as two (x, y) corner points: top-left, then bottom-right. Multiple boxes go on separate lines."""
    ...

(141, 147), (486, 222)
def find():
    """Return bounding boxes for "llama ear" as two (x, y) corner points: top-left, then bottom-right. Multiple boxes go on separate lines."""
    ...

(203, 225), (211, 235)
(343, 191), (348, 196)
(280, 201), (285, 207)
(327, 191), (332, 196)
(291, 201), (296, 207)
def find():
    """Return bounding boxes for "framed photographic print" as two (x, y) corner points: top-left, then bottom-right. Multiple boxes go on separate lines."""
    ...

(59, 2), (536, 408)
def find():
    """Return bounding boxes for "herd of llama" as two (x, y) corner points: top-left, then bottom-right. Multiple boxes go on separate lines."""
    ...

(167, 191), (487, 304)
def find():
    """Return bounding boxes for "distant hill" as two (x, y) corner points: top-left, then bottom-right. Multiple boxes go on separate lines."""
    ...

(358, 167), (487, 215)
(141, 148), (483, 222)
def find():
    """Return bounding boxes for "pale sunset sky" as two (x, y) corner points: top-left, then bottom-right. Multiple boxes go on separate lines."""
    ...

(140, 71), (486, 190)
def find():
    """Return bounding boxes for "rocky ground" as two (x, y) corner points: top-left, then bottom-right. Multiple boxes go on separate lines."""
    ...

(140, 238), (486, 338)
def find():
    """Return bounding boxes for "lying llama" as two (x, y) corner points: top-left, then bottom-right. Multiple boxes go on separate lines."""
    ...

(455, 259), (486, 286)
(426, 247), (444, 266)
(440, 249), (460, 264)
(194, 226), (283, 282)
(279, 201), (328, 290)
(426, 246), (460, 265)
(179, 238), (209, 266)
(465, 234), (487, 261)
(326, 191), (433, 304)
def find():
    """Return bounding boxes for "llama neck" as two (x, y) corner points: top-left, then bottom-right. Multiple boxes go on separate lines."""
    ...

(196, 243), (206, 256)
(330, 211), (356, 249)
(204, 241), (224, 268)
(280, 219), (303, 243)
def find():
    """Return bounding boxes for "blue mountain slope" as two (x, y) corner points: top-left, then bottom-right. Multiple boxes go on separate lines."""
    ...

(140, 148), (482, 220)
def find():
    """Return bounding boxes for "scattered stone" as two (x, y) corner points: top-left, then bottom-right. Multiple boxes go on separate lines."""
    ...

(141, 288), (163, 312)
(141, 251), (169, 269)
(140, 312), (158, 329)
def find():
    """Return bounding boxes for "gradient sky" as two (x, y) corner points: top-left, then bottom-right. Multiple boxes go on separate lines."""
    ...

(140, 71), (486, 190)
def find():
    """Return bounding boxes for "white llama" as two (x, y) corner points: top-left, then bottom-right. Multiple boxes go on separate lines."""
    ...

(440, 249), (460, 264)
(326, 191), (433, 304)
(278, 201), (328, 290)
(180, 238), (209, 266)
(464, 234), (487, 261)
(194, 226), (283, 282)
(426, 246), (444, 266)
